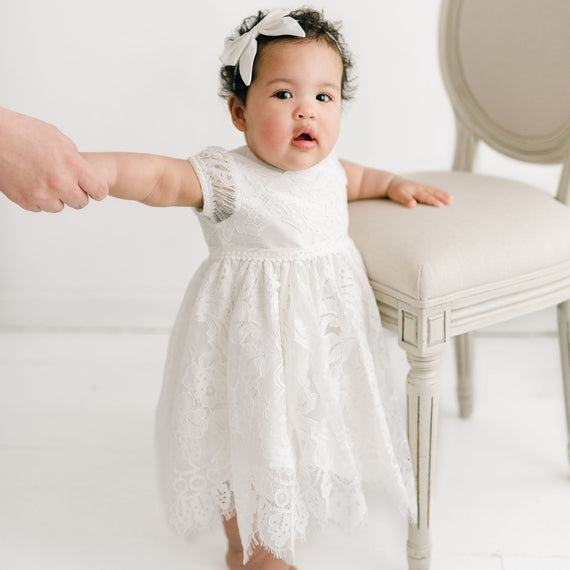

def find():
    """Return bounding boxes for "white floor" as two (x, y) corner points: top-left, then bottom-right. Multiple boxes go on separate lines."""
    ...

(1, 308), (570, 570)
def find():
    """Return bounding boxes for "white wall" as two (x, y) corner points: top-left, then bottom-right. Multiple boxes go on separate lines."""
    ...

(0, 0), (561, 329)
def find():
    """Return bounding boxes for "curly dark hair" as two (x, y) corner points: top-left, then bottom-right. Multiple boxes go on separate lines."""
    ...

(219, 8), (356, 104)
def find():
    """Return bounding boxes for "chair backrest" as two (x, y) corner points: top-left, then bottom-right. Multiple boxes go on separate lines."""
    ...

(439, 0), (570, 178)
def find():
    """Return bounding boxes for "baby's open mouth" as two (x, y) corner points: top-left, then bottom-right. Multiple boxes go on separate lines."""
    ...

(292, 128), (317, 149)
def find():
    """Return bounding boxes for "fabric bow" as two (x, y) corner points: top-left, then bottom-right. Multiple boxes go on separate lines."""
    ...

(220, 9), (306, 86)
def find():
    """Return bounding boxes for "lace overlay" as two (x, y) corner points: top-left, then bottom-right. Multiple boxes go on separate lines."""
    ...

(155, 146), (416, 565)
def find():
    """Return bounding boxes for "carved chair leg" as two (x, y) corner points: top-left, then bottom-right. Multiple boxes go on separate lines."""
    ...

(406, 352), (441, 570)
(556, 301), (570, 467)
(455, 332), (474, 418)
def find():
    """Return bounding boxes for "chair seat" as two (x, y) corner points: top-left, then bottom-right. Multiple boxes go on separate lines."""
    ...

(348, 171), (570, 303)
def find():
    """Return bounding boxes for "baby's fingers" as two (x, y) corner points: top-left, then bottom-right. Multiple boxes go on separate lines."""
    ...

(414, 185), (453, 207)
(432, 186), (453, 205)
(388, 189), (417, 208)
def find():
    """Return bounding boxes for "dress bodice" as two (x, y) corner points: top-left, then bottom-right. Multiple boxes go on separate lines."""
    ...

(189, 146), (349, 253)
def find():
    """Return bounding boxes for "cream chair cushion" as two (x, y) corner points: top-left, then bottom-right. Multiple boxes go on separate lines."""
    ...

(348, 171), (570, 302)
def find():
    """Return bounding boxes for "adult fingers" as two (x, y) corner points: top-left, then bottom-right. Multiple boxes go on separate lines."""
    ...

(65, 187), (90, 210)
(12, 187), (66, 212)
(78, 158), (109, 202)
(50, 181), (89, 209)
(36, 197), (65, 213)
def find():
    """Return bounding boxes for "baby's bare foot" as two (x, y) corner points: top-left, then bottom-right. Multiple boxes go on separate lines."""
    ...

(223, 515), (294, 570)
(226, 543), (292, 570)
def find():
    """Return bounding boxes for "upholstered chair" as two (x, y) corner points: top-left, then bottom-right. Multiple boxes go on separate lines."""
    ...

(348, 1), (570, 568)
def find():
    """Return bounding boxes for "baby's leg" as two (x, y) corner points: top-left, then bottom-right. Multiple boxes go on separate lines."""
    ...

(222, 515), (297, 570)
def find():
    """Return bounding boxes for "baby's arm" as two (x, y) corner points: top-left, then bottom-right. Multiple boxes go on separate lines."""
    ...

(341, 159), (452, 208)
(81, 152), (203, 208)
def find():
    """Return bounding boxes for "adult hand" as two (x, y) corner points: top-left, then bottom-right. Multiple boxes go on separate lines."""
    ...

(0, 107), (109, 212)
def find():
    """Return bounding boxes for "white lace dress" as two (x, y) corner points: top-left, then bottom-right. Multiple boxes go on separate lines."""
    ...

(155, 145), (416, 565)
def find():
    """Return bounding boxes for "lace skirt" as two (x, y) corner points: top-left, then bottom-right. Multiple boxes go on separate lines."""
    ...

(155, 239), (416, 565)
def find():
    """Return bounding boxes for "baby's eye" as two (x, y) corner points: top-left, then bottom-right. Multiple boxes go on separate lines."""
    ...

(316, 93), (332, 102)
(273, 90), (292, 100)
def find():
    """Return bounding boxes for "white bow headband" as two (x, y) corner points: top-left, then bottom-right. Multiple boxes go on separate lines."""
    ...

(220, 9), (306, 87)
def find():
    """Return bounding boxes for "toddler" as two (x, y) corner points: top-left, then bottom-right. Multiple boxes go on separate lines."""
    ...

(83, 8), (451, 569)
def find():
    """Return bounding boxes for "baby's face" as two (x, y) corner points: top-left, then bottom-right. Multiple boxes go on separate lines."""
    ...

(230, 39), (343, 171)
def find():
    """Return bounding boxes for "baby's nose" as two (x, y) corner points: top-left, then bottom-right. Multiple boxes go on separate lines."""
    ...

(296, 108), (316, 119)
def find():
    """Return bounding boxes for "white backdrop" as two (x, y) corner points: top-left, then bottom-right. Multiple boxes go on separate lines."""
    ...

(0, 0), (561, 329)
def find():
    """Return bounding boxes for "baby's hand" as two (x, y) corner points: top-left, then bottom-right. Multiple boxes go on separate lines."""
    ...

(386, 176), (452, 208)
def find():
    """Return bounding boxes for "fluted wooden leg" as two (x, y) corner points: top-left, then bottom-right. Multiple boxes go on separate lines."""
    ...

(556, 301), (570, 466)
(455, 332), (474, 418)
(406, 352), (440, 570)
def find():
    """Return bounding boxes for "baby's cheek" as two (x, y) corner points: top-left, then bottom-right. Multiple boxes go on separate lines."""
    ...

(260, 119), (288, 148)
(325, 113), (342, 144)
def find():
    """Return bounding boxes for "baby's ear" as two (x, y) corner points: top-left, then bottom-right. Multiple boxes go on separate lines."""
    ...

(228, 94), (247, 132)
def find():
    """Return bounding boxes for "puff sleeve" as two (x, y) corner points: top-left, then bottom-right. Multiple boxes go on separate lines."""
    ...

(188, 146), (236, 223)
